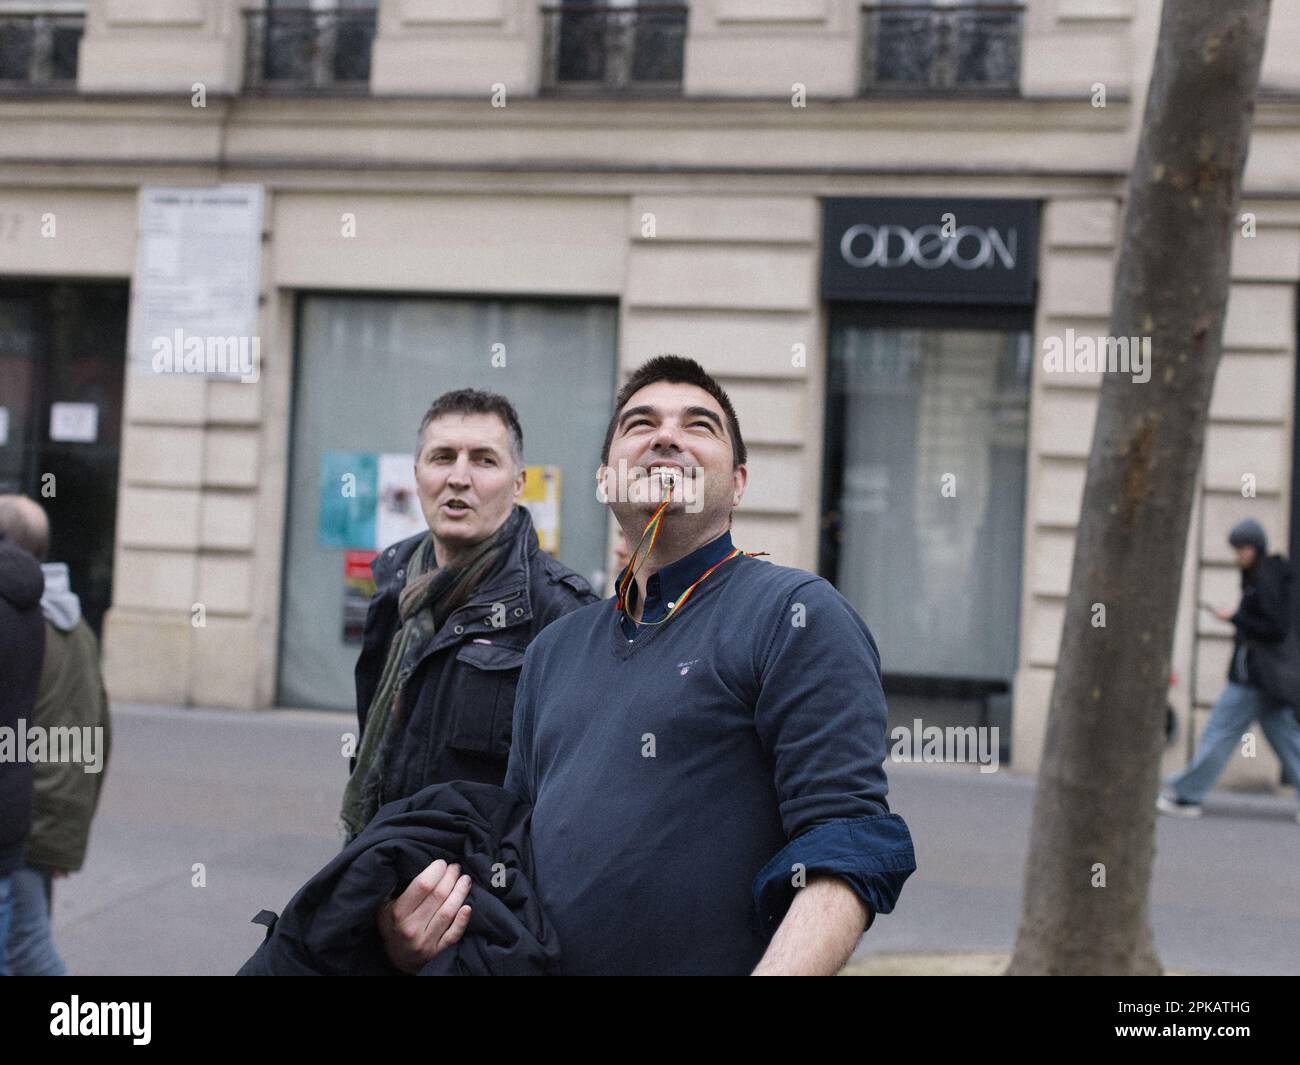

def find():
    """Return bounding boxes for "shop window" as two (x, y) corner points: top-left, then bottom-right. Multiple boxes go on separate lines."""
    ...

(278, 294), (617, 711)
(821, 305), (1031, 738)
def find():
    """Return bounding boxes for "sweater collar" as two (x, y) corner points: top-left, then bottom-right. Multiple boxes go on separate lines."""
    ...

(619, 528), (734, 618)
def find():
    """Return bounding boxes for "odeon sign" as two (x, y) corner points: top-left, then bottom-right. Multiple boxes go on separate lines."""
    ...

(821, 197), (1039, 304)
(839, 223), (1019, 271)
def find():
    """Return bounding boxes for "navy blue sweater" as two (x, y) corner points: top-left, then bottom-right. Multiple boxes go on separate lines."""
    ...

(503, 531), (916, 975)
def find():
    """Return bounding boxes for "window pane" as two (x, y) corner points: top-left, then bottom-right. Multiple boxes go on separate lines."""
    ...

(278, 295), (618, 710)
(827, 323), (1029, 680)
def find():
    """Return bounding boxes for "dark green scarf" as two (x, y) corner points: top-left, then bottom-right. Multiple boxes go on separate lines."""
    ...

(339, 506), (525, 840)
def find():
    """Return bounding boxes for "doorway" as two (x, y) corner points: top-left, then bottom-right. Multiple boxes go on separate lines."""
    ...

(821, 303), (1032, 749)
(0, 280), (129, 636)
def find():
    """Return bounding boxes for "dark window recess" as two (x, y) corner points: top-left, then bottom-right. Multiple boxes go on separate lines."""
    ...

(0, 282), (128, 638)
(0, 12), (84, 89)
(542, 3), (687, 94)
(860, 2), (1023, 94)
(243, 3), (377, 92)
(820, 302), (1032, 749)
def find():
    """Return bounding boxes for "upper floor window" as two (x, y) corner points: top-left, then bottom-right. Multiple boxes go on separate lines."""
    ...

(0, 1), (84, 91)
(860, 1), (1023, 95)
(243, 0), (377, 93)
(542, 1), (688, 95)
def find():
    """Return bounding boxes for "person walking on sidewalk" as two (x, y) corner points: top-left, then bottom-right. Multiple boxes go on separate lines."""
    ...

(0, 529), (45, 976)
(1158, 519), (1300, 821)
(0, 496), (112, 976)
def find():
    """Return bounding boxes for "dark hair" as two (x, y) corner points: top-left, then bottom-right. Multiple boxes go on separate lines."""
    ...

(601, 355), (746, 467)
(416, 389), (524, 467)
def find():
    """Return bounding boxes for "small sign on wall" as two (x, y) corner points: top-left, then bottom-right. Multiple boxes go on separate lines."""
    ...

(318, 451), (379, 550)
(376, 453), (425, 550)
(49, 402), (98, 443)
(521, 465), (561, 555)
(343, 549), (378, 644)
(133, 185), (264, 377)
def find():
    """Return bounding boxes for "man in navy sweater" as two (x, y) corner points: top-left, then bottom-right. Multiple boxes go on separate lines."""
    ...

(388, 356), (916, 974)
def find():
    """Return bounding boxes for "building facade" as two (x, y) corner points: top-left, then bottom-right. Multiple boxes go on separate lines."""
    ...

(2, 0), (1299, 786)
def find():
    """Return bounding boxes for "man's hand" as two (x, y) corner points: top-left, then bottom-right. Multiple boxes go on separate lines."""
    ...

(376, 858), (473, 974)
(1214, 606), (1235, 622)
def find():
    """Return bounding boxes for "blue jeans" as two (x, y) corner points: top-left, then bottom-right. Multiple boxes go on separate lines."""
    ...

(0, 875), (11, 977)
(4, 865), (67, 976)
(1166, 681), (1300, 804)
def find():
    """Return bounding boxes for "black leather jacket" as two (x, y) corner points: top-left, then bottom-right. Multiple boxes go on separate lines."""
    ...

(353, 507), (598, 804)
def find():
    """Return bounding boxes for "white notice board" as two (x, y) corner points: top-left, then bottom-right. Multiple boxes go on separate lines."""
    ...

(132, 185), (264, 377)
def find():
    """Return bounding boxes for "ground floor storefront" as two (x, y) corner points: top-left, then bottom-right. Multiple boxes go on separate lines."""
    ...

(2, 175), (1296, 785)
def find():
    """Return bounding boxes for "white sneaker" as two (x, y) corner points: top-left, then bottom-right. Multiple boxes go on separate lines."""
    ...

(1156, 792), (1203, 818)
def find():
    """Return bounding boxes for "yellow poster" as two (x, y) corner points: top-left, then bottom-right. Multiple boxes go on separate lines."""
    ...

(521, 465), (561, 555)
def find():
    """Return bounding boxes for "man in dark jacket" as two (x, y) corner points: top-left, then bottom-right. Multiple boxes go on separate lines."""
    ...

(0, 531), (45, 976)
(0, 495), (112, 976)
(342, 389), (596, 847)
(376, 356), (916, 976)
(1159, 518), (1300, 820)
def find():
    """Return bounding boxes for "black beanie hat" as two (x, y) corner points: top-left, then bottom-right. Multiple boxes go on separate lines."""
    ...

(1227, 518), (1267, 553)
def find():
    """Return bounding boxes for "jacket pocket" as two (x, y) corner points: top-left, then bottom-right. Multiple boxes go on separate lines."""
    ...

(446, 641), (526, 757)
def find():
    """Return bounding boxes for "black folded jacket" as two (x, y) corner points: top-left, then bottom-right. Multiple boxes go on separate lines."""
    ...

(238, 781), (561, 976)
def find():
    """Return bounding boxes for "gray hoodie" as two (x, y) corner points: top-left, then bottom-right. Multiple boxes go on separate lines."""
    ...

(40, 561), (82, 633)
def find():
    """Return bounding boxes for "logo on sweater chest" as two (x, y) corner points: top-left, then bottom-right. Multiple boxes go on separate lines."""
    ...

(677, 659), (700, 676)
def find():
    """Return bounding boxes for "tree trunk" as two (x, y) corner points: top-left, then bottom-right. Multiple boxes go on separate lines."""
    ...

(1007, 0), (1270, 975)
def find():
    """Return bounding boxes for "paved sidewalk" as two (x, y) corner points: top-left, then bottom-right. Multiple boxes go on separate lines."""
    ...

(43, 703), (1300, 975)
(851, 756), (1299, 975)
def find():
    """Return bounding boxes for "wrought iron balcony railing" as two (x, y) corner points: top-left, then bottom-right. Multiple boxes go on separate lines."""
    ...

(860, 3), (1022, 94)
(541, 4), (687, 95)
(0, 11), (83, 90)
(242, 7), (376, 93)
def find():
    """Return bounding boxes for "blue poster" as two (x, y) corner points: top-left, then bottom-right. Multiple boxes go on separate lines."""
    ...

(318, 451), (379, 549)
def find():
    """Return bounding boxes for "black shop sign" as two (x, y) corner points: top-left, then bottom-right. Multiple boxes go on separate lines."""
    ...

(822, 197), (1039, 305)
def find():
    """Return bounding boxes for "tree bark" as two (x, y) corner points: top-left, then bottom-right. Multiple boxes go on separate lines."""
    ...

(1007, 0), (1270, 975)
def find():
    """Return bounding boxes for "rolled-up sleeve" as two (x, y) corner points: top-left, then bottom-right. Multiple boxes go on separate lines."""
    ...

(752, 814), (916, 935)
(749, 577), (916, 937)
